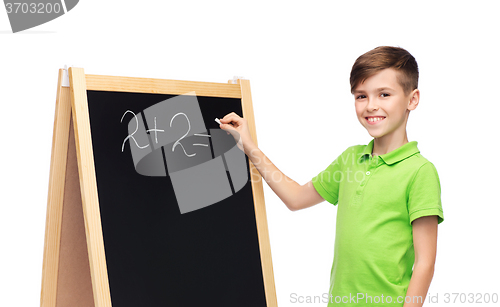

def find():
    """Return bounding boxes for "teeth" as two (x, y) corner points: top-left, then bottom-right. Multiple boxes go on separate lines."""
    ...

(367, 117), (385, 122)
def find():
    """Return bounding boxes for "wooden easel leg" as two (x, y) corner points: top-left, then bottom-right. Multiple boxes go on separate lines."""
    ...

(40, 70), (95, 307)
(54, 115), (95, 307)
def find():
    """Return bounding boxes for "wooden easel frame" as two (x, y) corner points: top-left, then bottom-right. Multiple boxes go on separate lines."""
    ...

(40, 68), (277, 307)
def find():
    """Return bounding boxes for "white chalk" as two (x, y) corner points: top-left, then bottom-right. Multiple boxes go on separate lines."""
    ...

(215, 118), (222, 125)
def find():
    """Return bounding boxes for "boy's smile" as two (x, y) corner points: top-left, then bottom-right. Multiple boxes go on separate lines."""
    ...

(365, 116), (386, 125)
(353, 68), (419, 146)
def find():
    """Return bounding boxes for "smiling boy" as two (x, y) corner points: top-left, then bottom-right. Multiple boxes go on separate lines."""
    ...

(220, 46), (444, 306)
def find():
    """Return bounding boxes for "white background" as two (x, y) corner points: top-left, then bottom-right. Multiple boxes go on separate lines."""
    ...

(1, 1), (499, 306)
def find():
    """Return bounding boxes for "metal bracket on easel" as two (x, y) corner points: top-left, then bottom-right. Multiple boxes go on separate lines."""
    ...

(231, 76), (245, 84)
(62, 65), (70, 87)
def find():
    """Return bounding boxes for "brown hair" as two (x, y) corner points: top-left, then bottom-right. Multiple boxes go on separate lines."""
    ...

(350, 46), (419, 96)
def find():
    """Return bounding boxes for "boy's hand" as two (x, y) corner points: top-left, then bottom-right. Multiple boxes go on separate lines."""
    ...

(219, 112), (255, 153)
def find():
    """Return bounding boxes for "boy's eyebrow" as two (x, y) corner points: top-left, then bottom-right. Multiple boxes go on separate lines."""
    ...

(353, 87), (395, 94)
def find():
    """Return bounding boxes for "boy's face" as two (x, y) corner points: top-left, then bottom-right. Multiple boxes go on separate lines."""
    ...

(353, 68), (419, 140)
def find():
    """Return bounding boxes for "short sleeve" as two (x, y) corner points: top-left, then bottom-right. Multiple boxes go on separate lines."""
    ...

(311, 148), (350, 206)
(407, 162), (444, 225)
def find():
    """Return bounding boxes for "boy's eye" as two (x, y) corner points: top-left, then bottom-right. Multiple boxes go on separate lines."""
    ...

(381, 93), (390, 97)
(356, 95), (366, 99)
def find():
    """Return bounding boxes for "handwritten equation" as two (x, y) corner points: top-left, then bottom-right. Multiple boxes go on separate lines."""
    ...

(121, 110), (211, 158)
(119, 92), (248, 214)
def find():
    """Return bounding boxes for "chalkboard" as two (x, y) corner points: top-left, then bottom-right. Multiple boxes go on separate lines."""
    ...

(40, 68), (277, 307)
(89, 90), (265, 306)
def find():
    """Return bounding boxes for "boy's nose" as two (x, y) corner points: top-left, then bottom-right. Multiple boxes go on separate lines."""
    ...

(366, 99), (379, 111)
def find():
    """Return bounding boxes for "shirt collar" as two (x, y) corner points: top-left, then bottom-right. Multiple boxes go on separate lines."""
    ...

(358, 139), (420, 165)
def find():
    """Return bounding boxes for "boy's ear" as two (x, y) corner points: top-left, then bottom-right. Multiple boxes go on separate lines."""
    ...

(408, 89), (420, 111)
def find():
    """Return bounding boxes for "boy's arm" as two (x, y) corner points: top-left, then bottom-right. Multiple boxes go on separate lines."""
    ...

(404, 215), (438, 307)
(219, 113), (325, 211)
(247, 147), (326, 211)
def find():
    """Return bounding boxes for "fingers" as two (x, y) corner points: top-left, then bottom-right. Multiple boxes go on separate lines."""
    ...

(220, 123), (234, 134)
(220, 112), (244, 126)
(223, 112), (238, 119)
(222, 112), (241, 121)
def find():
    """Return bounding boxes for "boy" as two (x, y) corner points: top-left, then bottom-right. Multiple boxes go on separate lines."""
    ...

(219, 46), (444, 306)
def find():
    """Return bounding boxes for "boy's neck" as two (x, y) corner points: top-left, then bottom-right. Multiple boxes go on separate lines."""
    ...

(372, 133), (409, 157)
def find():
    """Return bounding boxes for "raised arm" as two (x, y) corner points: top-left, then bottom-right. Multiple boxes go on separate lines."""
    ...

(219, 112), (325, 211)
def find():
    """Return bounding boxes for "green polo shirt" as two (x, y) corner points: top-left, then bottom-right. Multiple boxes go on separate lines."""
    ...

(312, 139), (444, 306)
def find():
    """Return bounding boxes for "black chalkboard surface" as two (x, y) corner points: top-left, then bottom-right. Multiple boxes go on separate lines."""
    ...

(40, 68), (277, 307)
(87, 90), (266, 306)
